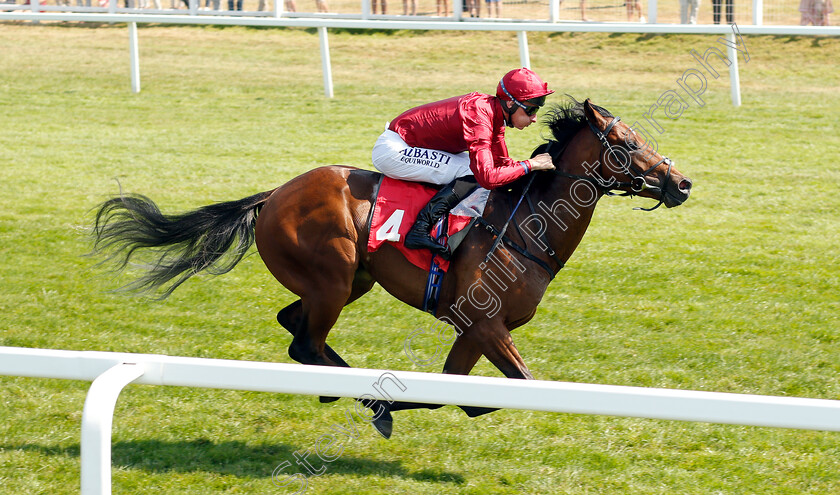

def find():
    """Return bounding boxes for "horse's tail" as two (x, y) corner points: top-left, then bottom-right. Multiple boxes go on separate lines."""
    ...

(90, 188), (275, 298)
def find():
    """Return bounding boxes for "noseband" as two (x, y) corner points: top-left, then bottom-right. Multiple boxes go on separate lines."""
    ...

(551, 115), (674, 211)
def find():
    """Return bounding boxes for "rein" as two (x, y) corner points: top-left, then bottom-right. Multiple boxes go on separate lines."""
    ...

(483, 173), (535, 263)
(478, 174), (565, 280)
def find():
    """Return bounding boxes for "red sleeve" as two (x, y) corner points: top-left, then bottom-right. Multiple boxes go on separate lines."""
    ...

(462, 100), (529, 190)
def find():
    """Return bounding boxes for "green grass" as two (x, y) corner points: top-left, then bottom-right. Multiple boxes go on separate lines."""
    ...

(1, 23), (839, 494)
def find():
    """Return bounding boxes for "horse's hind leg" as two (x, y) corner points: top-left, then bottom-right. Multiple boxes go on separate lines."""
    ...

(278, 300), (348, 403)
(277, 300), (350, 368)
(277, 269), (374, 402)
(288, 297), (344, 365)
(278, 268), (374, 365)
(270, 268), (392, 438)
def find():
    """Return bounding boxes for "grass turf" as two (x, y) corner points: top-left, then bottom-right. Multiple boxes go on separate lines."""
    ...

(0, 23), (839, 494)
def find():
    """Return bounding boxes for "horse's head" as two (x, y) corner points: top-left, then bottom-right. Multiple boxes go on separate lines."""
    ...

(539, 98), (693, 209)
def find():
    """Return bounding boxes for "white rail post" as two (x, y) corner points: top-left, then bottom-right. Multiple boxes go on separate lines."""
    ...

(648, 0), (657, 23)
(80, 363), (145, 495)
(726, 31), (741, 107)
(452, 0), (462, 21)
(318, 26), (334, 98)
(361, 0), (371, 19)
(752, 0), (763, 25)
(549, 0), (560, 22)
(517, 31), (530, 69)
(129, 22), (140, 94)
(28, 0), (40, 24)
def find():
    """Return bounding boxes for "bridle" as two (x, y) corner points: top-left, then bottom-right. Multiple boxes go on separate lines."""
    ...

(549, 115), (675, 211)
(479, 114), (676, 280)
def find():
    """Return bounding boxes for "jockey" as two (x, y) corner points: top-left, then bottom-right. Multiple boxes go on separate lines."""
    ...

(371, 67), (556, 259)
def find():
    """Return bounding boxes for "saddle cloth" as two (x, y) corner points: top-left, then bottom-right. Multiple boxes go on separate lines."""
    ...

(367, 176), (490, 272)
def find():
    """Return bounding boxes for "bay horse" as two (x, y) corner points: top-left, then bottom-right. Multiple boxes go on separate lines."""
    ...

(90, 99), (692, 438)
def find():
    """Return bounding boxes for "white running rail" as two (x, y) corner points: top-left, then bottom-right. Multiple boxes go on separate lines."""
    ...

(1, 12), (839, 104)
(2, 346), (840, 494)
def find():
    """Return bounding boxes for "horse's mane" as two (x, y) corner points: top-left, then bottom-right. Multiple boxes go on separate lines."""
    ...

(539, 96), (613, 151)
(513, 97), (614, 194)
(486, 97), (615, 197)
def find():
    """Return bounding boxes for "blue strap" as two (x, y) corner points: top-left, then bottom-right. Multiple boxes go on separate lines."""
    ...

(422, 259), (446, 315)
(422, 216), (448, 315)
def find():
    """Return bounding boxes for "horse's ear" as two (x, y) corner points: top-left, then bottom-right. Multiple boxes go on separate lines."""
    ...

(582, 98), (594, 118)
(583, 98), (607, 129)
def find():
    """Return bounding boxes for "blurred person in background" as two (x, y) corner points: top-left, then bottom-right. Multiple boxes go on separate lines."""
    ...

(627, 0), (644, 21)
(435, 0), (446, 15)
(712, 0), (733, 23)
(485, 0), (501, 17)
(800, 0), (833, 24)
(680, 0), (700, 23)
(467, 0), (480, 17)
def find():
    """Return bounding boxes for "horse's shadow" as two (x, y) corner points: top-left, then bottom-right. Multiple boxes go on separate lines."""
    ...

(3, 439), (465, 485)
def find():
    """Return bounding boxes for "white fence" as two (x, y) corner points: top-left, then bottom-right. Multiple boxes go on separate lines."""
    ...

(1, 0), (837, 25)
(2, 10), (839, 104)
(2, 345), (840, 494)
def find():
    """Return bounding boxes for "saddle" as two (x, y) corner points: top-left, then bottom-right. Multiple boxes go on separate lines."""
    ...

(367, 175), (489, 272)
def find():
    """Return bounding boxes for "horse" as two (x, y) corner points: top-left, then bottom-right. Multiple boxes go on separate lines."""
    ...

(90, 98), (693, 438)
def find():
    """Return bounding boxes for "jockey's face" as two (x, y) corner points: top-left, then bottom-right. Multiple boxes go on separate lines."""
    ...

(508, 101), (540, 130)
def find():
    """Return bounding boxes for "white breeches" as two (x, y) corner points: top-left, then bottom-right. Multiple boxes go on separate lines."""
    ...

(372, 129), (472, 185)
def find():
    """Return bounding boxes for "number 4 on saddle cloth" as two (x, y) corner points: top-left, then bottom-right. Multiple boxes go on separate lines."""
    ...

(367, 176), (490, 313)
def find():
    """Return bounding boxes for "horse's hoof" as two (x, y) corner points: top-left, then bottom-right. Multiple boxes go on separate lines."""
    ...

(372, 416), (393, 439)
(319, 395), (340, 403)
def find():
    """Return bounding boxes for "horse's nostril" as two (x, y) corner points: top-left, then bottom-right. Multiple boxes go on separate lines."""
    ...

(679, 178), (693, 192)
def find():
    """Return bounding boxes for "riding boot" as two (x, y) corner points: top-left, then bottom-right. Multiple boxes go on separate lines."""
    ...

(404, 176), (478, 260)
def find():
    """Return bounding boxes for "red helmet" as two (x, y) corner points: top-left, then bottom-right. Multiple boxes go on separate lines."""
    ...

(496, 68), (554, 105)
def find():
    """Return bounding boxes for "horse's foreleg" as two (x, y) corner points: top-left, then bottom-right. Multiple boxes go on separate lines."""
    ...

(447, 318), (535, 418)
(386, 321), (530, 420)
(386, 333), (488, 415)
(473, 318), (534, 381)
(444, 331), (499, 418)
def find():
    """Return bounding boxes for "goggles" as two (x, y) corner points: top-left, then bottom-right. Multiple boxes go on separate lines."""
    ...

(499, 79), (546, 116)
